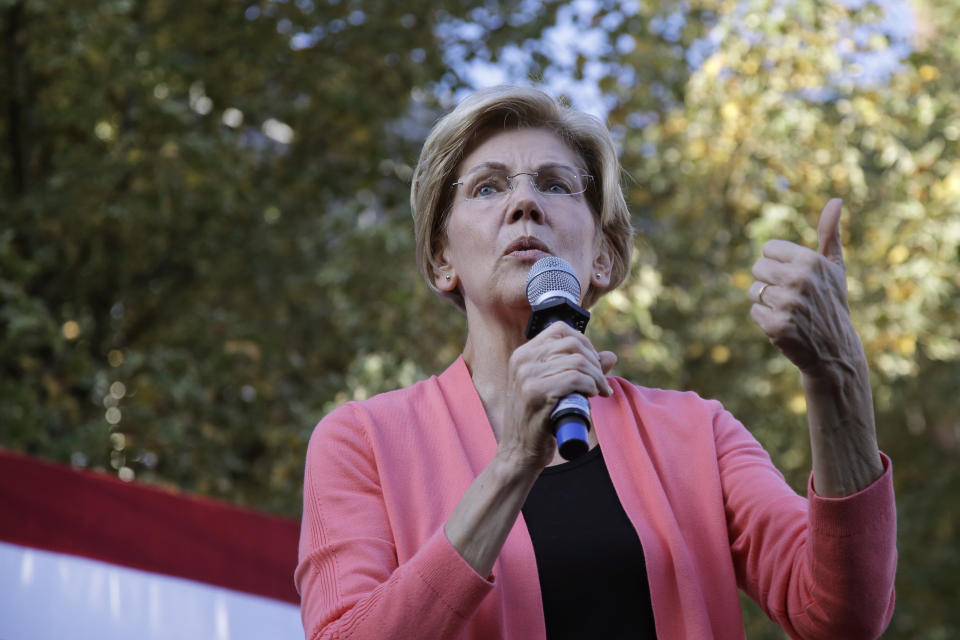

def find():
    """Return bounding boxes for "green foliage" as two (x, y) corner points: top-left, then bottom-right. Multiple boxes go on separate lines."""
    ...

(2, 0), (957, 636)
(0, 0), (488, 511)
(586, 0), (960, 636)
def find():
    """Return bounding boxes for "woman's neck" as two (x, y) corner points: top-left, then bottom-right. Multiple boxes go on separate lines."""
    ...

(461, 309), (528, 441)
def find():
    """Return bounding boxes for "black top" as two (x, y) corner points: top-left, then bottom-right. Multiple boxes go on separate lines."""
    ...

(521, 446), (658, 639)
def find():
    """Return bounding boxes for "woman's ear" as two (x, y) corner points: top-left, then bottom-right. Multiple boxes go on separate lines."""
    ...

(590, 241), (613, 288)
(432, 247), (458, 292)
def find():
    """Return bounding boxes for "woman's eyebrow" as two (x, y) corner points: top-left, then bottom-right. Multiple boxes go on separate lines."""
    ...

(462, 161), (580, 175)
(461, 161), (510, 176)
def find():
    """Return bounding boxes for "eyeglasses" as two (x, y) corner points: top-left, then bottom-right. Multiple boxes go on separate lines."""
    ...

(452, 165), (593, 202)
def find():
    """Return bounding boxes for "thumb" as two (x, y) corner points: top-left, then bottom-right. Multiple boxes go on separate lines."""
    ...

(817, 198), (845, 265)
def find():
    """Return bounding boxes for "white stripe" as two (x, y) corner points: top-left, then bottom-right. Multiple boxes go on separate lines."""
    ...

(0, 541), (301, 640)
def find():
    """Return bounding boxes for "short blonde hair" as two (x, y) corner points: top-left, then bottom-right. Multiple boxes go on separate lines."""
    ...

(410, 86), (633, 310)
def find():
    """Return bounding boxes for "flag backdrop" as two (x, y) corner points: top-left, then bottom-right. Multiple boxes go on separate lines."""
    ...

(0, 449), (302, 639)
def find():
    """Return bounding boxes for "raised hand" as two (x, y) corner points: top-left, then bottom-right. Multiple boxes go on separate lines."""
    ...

(749, 198), (866, 381)
(748, 198), (882, 496)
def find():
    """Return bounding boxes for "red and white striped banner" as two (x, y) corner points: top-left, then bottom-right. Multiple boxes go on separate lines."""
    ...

(0, 449), (302, 639)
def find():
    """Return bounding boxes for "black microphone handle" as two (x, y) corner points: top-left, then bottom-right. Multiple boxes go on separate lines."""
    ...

(528, 305), (592, 461)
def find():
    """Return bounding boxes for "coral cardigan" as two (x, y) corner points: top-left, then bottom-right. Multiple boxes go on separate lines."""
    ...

(296, 357), (896, 640)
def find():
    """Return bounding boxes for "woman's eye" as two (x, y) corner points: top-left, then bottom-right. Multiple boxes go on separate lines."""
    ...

(543, 180), (571, 195)
(473, 180), (505, 198)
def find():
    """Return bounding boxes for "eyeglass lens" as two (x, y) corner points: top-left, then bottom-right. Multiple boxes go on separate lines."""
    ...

(461, 166), (588, 200)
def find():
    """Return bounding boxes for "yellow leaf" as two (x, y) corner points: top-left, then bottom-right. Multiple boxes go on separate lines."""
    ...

(703, 54), (725, 77)
(887, 244), (909, 265)
(62, 321), (81, 340)
(829, 165), (848, 186)
(933, 170), (960, 199)
(918, 65), (939, 82)
(895, 335), (917, 356)
(710, 345), (731, 363)
(721, 102), (740, 122)
(732, 270), (753, 289)
(665, 116), (688, 135)
(687, 138), (707, 159)
(789, 393), (807, 414)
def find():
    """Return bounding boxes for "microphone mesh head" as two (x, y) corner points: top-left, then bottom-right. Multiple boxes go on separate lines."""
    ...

(526, 257), (581, 306)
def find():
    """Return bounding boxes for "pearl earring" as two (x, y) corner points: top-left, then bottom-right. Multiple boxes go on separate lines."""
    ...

(445, 274), (452, 281)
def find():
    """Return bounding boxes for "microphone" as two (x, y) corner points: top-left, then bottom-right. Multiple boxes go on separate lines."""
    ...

(525, 256), (592, 460)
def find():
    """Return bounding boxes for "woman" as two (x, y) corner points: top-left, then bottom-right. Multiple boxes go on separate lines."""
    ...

(295, 86), (896, 639)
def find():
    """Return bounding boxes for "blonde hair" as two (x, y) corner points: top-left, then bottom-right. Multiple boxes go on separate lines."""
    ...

(410, 86), (633, 310)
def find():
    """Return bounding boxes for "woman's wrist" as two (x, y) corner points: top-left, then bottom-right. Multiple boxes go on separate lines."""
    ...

(802, 368), (883, 497)
(492, 441), (551, 479)
(445, 453), (540, 576)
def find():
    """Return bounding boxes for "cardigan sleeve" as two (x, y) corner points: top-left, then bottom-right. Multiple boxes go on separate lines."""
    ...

(295, 403), (495, 640)
(713, 405), (896, 640)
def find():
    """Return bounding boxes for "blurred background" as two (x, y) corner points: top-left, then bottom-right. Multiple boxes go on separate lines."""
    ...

(1, 0), (957, 637)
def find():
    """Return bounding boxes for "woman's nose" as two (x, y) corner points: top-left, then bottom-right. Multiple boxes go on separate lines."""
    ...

(507, 177), (544, 223)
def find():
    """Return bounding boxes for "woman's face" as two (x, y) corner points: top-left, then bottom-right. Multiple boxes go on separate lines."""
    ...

(435, 127), (611, 316)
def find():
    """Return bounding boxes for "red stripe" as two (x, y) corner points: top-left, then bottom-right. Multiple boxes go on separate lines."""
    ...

(0, 449), (301, 604)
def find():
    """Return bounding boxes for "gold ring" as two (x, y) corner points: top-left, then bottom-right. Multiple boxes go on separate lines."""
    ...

(758, 283), (770, 305)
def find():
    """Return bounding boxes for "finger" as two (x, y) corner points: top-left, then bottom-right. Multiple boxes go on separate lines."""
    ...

(536, 321), (595, 347)
(525, 325), (585, 351)
(749, 281), (777, 307)
(598, 351), (617, 375)
(598, 351), (616, 395)
(530, 336), (599, 366)
(761, 239), (809, 263)
(543, 351), (607, 386)
(535, 365), (606, 401)
(537, 348), (611, 397)
(751, 257), (798, 287)
(816, 198), (845, 265)
(555, 344), (612, 396)
(749, 302), (788, 338)
(525, 323), (609, 387)
(532, 323), (604, 360)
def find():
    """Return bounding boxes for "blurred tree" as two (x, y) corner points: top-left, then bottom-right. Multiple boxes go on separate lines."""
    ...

(0, 0), (566, 512)
(581, 0), (960, 636)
